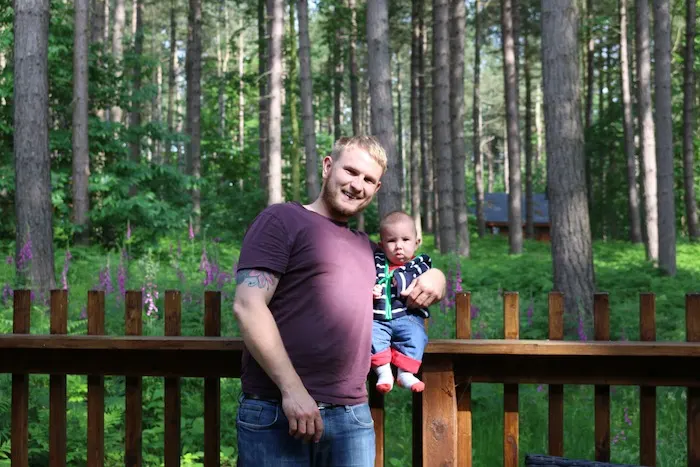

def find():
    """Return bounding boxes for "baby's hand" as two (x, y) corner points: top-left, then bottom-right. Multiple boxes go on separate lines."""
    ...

(372, 284), (383, 299)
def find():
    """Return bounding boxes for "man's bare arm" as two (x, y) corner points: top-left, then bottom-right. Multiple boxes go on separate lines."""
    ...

(233, 268), (323, 442)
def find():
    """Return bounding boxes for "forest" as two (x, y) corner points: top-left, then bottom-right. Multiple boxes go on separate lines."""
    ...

(1, 0), (699, 464)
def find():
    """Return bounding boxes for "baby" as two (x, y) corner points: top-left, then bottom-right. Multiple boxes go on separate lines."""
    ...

(371, 211), (431, 393)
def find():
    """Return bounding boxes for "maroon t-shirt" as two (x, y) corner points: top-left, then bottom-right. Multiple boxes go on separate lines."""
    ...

(236, 202), (376, 405)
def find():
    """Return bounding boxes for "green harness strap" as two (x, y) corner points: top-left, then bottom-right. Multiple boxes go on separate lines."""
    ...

(377, 262), (394, 320)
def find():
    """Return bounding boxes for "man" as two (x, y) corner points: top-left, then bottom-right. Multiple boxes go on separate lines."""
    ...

(233, 136), (446, 466)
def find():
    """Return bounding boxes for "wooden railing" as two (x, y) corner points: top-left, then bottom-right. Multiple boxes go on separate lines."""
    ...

(2, 290), (700, 466)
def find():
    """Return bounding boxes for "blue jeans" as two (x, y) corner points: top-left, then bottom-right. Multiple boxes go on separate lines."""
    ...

(371, 314), (428, 366)
(236, 394), (375, 466)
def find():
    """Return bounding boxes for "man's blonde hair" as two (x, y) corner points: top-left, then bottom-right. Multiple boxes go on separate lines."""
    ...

(330, 136), (388, 174)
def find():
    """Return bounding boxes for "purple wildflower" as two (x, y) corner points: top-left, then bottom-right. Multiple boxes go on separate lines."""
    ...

(61, 250), (72, 290)
(17, 238), (33, 271)
(5, 255), (13, 265)
(189, 219), (195, 240)
(79, 306), (87, 320)
(126, 221), (132, 240)
(470, 304), (480, 320)
(99, 265), (114, 294)
(624, 407), (632, 426)
(1, 283), (13, 305)
(143, 282), (159, 317)
(117, 250), (127, 300)
(537, 384), (544, 392)
(454, 261), (463, 293)
(577, 314), (588, 341)
(445, 270), (454, 309)
(526, 300), (534, 327)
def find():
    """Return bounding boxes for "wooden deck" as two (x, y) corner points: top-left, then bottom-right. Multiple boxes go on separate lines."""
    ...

(2, 290), (700, 466)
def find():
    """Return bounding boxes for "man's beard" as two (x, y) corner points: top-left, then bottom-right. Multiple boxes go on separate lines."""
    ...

(321, 181), (365, 219)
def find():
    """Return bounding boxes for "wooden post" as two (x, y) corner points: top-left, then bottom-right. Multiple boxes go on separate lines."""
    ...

(548, 292), (564, 456)
(11, 290), (30, 467)
(164, 291), (181, 467)
(422, 356), (457, 466)
(125, 291), (143, 467)
(687, 294), (700, 467)
(87, 291), (105, 467)
(204, 291), (221, 467)
(50, 290), (68, 467)
(503, 292), (519, 467)
(639, 293), (656, 466)
(455, 292), (472, 467)
(594, 293), (610, 462)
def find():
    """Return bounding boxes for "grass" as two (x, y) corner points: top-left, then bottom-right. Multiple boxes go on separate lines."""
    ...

(0, 232), (697, 465)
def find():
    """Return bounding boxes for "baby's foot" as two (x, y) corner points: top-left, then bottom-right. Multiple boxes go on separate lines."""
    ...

(375, 363), (394, 394)
(397, 369), (425, 392)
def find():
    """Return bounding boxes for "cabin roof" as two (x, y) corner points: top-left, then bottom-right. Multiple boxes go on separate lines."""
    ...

(475, 192), (550, 225)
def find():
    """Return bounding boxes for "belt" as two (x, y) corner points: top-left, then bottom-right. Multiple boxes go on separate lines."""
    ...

(243, 392), (342, 410)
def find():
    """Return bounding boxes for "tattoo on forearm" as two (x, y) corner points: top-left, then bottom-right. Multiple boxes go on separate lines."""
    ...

(236, 269), (277, 290)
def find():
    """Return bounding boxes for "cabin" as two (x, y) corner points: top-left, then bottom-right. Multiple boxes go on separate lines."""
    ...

(481, 192), (551, 241)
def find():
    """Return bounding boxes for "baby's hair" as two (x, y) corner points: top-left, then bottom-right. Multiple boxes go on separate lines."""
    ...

(379, 210), (416, 236)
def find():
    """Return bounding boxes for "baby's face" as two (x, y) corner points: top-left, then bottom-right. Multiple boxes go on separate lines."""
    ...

(380, 220), (420, 265)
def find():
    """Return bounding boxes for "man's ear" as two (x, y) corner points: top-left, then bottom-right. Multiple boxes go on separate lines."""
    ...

(321, 156), (333, 179)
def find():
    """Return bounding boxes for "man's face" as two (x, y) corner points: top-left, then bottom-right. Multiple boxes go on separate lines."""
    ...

(320, 147), (383, 221)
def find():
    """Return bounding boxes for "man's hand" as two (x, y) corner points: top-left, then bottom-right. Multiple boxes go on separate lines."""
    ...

(400, 268), (446, 308)
(281, 385), (324, 443)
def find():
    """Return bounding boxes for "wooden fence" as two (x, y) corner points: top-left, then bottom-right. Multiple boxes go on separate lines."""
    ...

(1, 289), (700, 466)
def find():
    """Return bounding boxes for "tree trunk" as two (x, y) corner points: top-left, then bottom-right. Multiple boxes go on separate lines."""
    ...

(584, 0), (594, 211)
(620, 0), (643, 243)
(542, 0), (595, 317)
(410, 0), (423, 238)
(396, 58), (405, 206)
(166, 0), (177, 165)
(186, 0), (202, 232)
(682, 0), (699, 240)
(73, 0), (90, 245)
(432, 0), (456, 252)
(584, 0), (595, 128)
(112, 0), (126, 124)
(238, 16), (245, 153)
(501, 0), (523, 254)
(367, 0), (402, 217)
(636, 0), (659, 262)
(152, 60), (163, 164)
(298, 0), (319, 201)
(523, 8), (534, 239)
(450, 0), (469, 256)
(258, 0), (269, 193)
(91, 0), (105, 44)
(334, 25), (344, 141)
(653, 0), (676, 275)
(487, 138), (494, 192)
(128, 0), (143, 171)
(14, 0), (56, 294)
(131, 0), (137, 38)
(217, 0), (229, 139)
(267, 0), (284, 205)
(420, 9), (432, 233)
(349, 0), (360, 137)
(535, 86), (544, 172)
(473, 0), (485, 238)
(288, 2), (301, 201)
